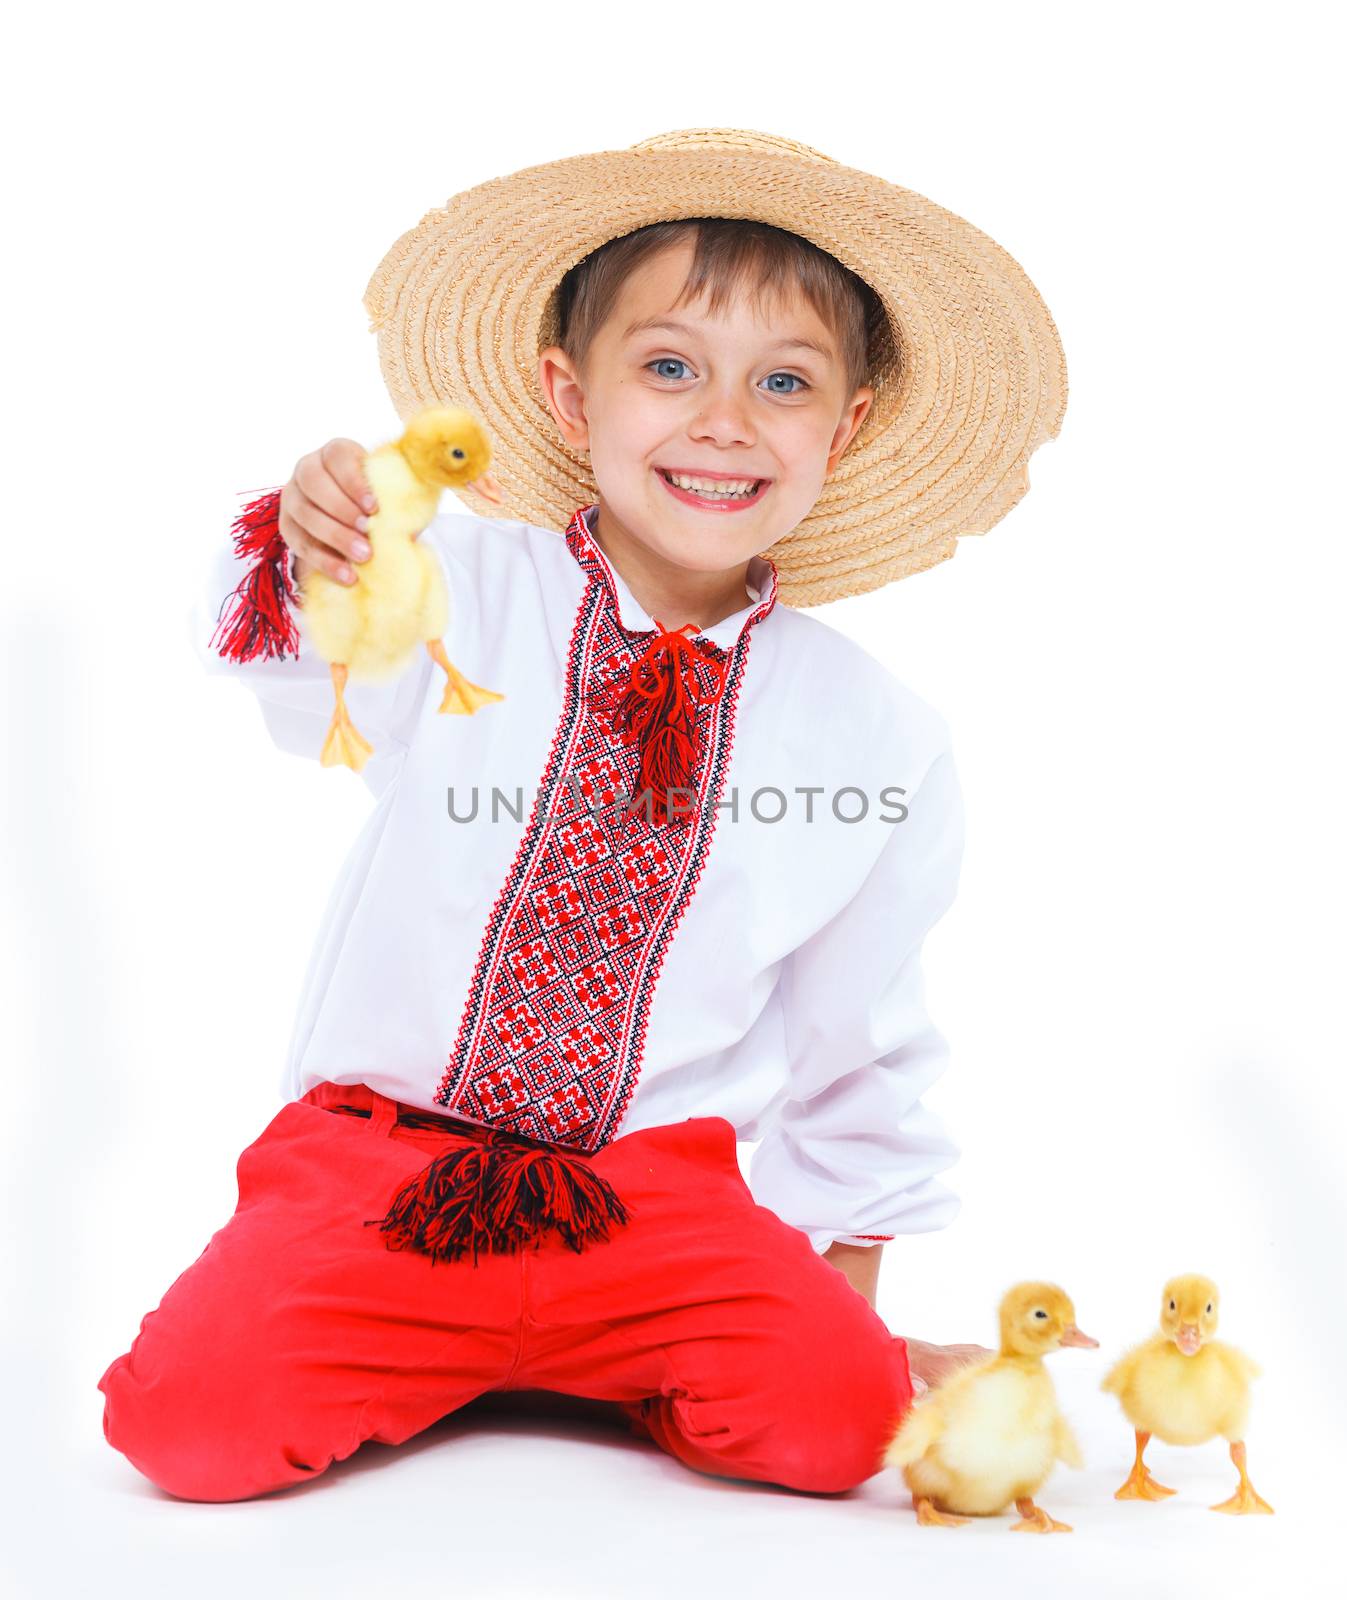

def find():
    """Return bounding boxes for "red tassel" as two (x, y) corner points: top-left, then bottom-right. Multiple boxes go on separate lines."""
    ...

(364, 1127), (631, 1266)
(209, 486), (302, 663)
(592, 619), (729, 825)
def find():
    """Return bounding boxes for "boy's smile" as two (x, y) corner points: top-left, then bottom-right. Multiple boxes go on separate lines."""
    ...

(539, 237), (873, 634)
(653, 464), (771, 512)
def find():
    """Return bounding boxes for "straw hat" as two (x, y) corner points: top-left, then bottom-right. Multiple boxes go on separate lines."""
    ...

(362, 128), (1067, 608)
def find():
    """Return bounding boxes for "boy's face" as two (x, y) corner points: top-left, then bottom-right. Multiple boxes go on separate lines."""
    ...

(539, 238), (873, 580)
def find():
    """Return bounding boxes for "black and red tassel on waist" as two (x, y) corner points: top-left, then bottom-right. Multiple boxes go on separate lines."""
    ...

(593, 619), (729, 826)
(209, 486), (301, 664)
(364, 1124), (631, 1267)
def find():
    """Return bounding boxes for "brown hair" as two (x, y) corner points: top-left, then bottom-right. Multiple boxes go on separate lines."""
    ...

(555, 217), (891, 400)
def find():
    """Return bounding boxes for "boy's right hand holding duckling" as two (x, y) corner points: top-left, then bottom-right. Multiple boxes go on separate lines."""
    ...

(281, 437), (384, 589)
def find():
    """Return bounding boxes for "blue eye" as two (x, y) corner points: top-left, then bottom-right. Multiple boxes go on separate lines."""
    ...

(645, 358), (809, 393)
(761, 371), (808, 394)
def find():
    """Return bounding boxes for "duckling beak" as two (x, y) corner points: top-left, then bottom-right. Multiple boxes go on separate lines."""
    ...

(1175, 1323), (1202, 1356)
(1058, 1324), (1099, 1349)
(470, 470), (505, 505)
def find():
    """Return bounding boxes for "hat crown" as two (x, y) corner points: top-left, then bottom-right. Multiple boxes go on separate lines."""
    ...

(627, 127), (837, 166)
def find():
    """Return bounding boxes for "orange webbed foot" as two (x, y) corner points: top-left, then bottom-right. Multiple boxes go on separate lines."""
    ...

(1010, 1497), (1072, 1533)
(914, 1496), (970, 1527)
(1211, 1441), (1274, 1515)
(320, 714), (374, 771)
(1115, 1429), (1178, 1501)
(1114, 1464), (1178, 1501)
(427, 640), (505, 715)
(321, 665), (374, 771)
(1211, 1483), (1275, 1515)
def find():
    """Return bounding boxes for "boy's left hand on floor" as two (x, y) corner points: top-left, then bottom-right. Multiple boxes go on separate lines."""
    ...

(900, 1337), (994, 1396)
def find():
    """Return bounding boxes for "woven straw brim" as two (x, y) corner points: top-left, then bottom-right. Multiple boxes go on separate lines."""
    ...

(363, 130), (1067, 607)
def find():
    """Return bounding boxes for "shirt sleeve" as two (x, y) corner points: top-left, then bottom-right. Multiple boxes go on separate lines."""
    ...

(748, 738), (966, 1255)
(186, 515), (439, 785)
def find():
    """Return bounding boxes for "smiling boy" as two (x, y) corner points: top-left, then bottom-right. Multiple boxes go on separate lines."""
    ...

(97, 129), (1065, 1501)
(534, 229), (872, 640)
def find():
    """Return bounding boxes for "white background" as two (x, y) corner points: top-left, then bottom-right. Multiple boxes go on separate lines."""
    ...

(3, 1), (1340, 1595)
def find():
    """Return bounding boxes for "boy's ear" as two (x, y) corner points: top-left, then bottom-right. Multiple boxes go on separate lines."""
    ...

(826, 386), (875, 475)
(538, 345), (591, 453)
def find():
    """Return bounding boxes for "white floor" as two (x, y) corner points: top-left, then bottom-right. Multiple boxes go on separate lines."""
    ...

(5, 1035), (1336, 1600)
(6, 1309), (1322, 1600)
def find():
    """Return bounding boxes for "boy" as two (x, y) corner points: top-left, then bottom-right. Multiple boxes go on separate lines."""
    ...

(97, 128), (1065, 1503)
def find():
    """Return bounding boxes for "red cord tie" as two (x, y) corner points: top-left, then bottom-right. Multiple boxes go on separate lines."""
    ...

(209, 486), (301, 663)
(595, 618), (729, 826)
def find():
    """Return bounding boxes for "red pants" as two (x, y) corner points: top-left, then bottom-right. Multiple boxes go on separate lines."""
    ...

(97, 1081), (915, 1502)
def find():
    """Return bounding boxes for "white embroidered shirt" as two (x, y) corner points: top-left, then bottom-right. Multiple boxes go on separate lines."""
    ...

(190, 501), (966, 1254)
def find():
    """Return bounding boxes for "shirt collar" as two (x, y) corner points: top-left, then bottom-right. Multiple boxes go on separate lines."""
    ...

(565, 503), (780, 651)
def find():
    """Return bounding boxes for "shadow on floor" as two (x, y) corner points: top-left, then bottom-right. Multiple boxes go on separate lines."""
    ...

(464, 1389), (637, 1430)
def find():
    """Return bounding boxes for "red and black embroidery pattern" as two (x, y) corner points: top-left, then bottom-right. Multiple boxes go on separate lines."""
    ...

(435, 505), (778, 1152)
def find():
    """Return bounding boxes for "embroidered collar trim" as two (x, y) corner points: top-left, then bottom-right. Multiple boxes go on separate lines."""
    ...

(564, 503), (779, 652)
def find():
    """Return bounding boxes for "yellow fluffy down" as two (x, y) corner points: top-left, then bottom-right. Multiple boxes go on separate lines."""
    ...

(298, 443), (449, 681)
(885, 1358), (1082, 1517)
(1101, 1337), (1259, 1446)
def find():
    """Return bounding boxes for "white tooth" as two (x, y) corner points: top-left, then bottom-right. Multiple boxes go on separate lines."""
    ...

(664, 470), (760, 497)
(687, 476), (748, 494)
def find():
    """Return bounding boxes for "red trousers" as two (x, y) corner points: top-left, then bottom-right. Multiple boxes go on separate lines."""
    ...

(97, 1081), (915, 1502)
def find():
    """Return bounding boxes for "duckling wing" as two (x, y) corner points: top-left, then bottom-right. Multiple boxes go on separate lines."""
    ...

(883, 1392), (948, 1469)
(300, 567), (368, 666)
(1101, 1337), (1149, 1398)
(1201, 1341), (1259, 1439)
(1214, 1341), (1261, 1384)
(885, 1356), (1000, 1469)
(1054, 1411), (1084, 1470)
(414, 539), (450, 640)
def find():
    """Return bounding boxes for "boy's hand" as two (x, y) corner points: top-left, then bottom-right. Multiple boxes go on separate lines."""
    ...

(901, 1337), (994, 1397)
(282, 438), (381, 587)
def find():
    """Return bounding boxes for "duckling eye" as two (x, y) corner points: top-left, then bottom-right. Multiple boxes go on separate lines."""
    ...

(1034, 1310), (1048, 1319)
(1169, 1300), (1176, 1311)
(451, 447), (466, 459)
(1206, 1303), (1212, 1314)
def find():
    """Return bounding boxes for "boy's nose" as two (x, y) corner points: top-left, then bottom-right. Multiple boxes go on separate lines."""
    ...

(689, 396), (757, 447)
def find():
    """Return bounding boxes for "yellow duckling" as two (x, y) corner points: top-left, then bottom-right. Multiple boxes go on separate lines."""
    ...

(884, 1282), (1098, 1533)
(1101, 1273), (1273, 1514)
(299, 406), (506, 770)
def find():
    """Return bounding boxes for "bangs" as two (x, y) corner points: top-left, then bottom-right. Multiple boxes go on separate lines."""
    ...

(556, 217), (891, 396)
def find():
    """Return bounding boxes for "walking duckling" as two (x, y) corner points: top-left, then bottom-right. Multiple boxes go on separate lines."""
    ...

(299, 405), (506, 770)
(1101, 1273), (1273, 1514)
(884, 1282), (1098, 1532)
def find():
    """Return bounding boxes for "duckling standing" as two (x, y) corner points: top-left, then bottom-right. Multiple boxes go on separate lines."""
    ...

(299, 406), (507, 771)
(1102, 1273), (1273, 1515)
(884, 1283), (1098, 1533)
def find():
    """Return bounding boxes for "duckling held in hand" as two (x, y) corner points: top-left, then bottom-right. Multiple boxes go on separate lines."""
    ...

(1102, 1273), (1273, 1514)
(299, 406), (506, 771)
(884, 1283), (1098, 1533)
